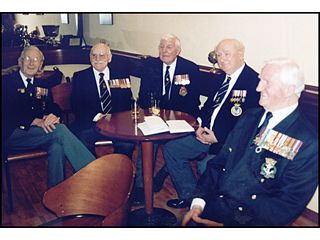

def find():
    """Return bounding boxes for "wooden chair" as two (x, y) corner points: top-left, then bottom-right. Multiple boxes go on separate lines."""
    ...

(51, 80), (73, 126)
(42, 154), (135, 226)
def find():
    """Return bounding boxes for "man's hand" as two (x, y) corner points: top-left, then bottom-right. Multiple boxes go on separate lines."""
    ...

(31, 114), (60, 134)
(181, 206), (203, 226)
(181, 206), (223, 227)
(196, 127), (218, 145)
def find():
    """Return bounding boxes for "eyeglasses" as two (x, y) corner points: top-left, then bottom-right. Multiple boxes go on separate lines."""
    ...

(90, 53), (109, 60)
(23, 56), (41, 63)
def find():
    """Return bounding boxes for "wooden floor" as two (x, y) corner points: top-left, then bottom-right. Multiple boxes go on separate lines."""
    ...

(1, 145), (318, 227)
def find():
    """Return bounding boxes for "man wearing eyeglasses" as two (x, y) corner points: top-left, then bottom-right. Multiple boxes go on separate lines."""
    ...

(2, 46), (96, 188)
(71, 42), (135, 157)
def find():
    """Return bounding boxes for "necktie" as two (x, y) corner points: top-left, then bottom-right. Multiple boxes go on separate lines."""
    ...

(164, 66), (171, 100)
(203, 76), (231, 128)
(26, 78), (34, 96)
(99, 73), (112, 114)
(256, 112), (273, 136)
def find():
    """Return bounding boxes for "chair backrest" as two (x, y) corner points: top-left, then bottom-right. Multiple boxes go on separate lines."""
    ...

(51, 82), (72, 125)
(51, 82), (72, 112)
(42, 154), (135, 225)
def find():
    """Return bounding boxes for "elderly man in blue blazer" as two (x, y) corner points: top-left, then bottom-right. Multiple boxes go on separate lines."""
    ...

(71, 43), (135, 157)
(2, 46), (95, 188)
(163, 39), (261, 208)
(132, 34), (201, 205)
(138, 34), (201, 118)
(182, 58), (318, 226)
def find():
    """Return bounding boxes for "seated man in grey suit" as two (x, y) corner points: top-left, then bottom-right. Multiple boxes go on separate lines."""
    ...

(71, 42), (135, 158)
(182, 58), (318, 226)
(2, 46), (96, 188)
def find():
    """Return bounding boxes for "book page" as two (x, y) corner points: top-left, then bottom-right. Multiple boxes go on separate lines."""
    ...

(138, 116), (169, 135)
(166, 120), (195, 133)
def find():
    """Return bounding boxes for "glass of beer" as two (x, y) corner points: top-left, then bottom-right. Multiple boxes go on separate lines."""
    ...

(151, 99), (160, 116)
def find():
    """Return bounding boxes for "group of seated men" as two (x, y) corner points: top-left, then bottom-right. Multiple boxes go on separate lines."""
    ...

(2, 33), (318, 226)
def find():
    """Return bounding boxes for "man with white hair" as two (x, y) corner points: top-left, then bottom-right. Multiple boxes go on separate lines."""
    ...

(71, 42), (135, 158)
(133, 34), (201, 205)
(2, 46), (95, 188)
(182, 58), (318, 226)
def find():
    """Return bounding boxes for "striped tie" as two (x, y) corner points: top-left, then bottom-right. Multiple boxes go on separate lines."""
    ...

(204, 76), (231, 128)
(164, 65), (171, 100)
(99, 73), (112, 114)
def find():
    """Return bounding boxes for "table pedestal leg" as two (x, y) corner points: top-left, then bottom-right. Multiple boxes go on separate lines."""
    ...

(128, 142), (176, 226)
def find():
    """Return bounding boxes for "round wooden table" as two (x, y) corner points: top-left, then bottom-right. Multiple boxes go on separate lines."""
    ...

(96, 109), (198, 226)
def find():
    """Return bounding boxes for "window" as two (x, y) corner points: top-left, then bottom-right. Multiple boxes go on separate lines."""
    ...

(99, 14), (113, 25)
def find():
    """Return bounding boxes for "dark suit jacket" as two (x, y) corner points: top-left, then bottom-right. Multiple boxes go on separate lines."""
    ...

(2, 70), (62, 141)
(71, 61), (133, 130)
(138, 56), (201, 118)
(199, 64), (260, 154)
(194, 107), (318, 226)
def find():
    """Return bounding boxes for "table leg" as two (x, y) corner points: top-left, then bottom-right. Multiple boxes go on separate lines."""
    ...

(127, 141), (177, 226)
(141, 141), (153, 214)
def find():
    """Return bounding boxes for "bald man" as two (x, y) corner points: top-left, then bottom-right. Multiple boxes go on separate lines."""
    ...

(71, 43), (135, 157)
(163, 39), (261, 208)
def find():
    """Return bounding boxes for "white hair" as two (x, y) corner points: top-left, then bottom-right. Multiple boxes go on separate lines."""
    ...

(265, 58), (305, 97)
(159, 33), (181, 50)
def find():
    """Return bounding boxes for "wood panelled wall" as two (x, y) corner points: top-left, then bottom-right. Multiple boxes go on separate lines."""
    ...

(2, 46), (318, 130)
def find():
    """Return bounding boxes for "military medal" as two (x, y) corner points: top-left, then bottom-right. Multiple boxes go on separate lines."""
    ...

(260, 157), (277, 179)
(179, 86), (188, 96)
(109, 78), (131, 88)
(254, 129), (303, 160)
(230, 90), (246, 116)
(231, 103), (242, 116)
(174, 74), (190, 97)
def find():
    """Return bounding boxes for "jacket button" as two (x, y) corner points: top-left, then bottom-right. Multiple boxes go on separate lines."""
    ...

(251, 194), (257, 200)
(238, 206), (243, 211)
(31, 107), (34, 109)
(219, 195), (224, 198)
(222, 168), (226, 172)
(260, 178), (265, 183)
(228, 147), (232, 152)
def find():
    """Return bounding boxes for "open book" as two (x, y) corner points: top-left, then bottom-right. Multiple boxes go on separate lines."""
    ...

(138, 116), (194, 135)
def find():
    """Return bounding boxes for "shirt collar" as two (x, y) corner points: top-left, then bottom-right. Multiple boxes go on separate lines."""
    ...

(228, 63), (245, 82)
(264, 103), (299, 129)
(93, 66), (110, 80)
(19, 70), (34, 87)
(163, 58), (177, 77)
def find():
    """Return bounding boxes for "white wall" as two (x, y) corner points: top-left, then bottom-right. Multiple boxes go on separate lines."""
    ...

(84, 13), (318, 87)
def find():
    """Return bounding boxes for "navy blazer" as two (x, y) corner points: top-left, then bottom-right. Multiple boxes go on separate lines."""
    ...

(2, 70), (62, 141)
(199, 64), (260, 154)
(71, 61), (133, 130)
(194, 107), (318, 226)
(138, 56), (201, 118)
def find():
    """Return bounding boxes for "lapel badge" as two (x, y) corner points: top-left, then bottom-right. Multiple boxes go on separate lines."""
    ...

(17, 88), (26, 94)
(260, 157), (277, 179)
